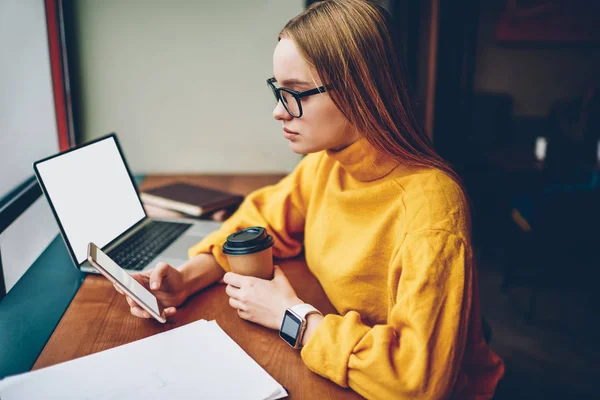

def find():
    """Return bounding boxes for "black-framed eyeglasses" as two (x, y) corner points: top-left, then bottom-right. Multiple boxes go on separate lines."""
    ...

(267, 77), (327, 118)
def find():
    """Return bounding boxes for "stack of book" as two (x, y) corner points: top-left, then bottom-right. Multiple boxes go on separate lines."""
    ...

(140, 182), (243, 219)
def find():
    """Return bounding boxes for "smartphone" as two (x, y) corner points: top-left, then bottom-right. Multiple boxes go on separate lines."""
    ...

(87, 243), (166, 323)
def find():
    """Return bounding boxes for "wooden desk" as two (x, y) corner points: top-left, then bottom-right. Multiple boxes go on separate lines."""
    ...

(33, 175), (362, 400)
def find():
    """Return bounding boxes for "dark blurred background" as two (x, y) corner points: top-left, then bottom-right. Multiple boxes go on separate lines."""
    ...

(357, 1), (600, 398)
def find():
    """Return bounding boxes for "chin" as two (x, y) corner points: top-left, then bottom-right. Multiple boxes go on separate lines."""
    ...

(288, 141), (322, 155)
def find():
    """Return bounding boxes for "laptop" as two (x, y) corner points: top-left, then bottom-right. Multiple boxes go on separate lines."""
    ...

(33, 133), (221, 274)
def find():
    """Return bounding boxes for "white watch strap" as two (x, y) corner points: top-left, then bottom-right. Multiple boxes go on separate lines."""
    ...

(290, 303), (322, 320)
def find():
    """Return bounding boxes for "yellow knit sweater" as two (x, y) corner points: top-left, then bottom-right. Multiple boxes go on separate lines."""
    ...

(189, 139), (504, 399)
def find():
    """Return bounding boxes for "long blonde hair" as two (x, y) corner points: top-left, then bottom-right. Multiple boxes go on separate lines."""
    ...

(280, 0), (463, 188)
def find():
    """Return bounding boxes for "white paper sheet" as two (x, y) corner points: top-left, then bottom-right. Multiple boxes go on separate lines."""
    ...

(0, 320), (287, 400)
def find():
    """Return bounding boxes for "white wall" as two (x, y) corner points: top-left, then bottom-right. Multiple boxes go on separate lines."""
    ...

(0, 0), (59, 196)
(75, 0), (304, 174)
(0, 0), (60, 292)
(474, 0), (600, 117)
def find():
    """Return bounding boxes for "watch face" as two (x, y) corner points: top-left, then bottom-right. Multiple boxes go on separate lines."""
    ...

(280, 309), (302, 347)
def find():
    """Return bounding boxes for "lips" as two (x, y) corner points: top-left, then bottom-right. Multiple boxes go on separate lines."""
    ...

(283, 127), (298, 140)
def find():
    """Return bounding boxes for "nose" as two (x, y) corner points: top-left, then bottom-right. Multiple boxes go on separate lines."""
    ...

(273, 100), (293, 121)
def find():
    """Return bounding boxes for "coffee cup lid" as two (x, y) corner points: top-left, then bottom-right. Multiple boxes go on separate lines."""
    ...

(222, 226), (274, 256)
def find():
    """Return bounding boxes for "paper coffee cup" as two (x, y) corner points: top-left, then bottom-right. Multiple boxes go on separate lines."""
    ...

(222, 227), (274, 280)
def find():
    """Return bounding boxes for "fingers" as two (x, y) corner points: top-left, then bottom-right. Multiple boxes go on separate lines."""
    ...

(113, 283), (124, 295)
(228, 297), (248, 312)
(225, 284), (242, 300)
(225, 284), (248, 313)
(149, 262), (171, 290)
(131, 271), (150, 286)
(125, 295), (136, 308)
(164, 307), (177, 317)
(127, 295), (177, 319)
(237, 309), (252, 321)
(272, 265), (283, 280)
(223, 272), (249, 288)
(130, 305), (151, 319)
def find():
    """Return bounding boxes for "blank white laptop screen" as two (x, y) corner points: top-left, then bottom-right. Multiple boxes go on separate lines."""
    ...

(35, 136), (145, 264)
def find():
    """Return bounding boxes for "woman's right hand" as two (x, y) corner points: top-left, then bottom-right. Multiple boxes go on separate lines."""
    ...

(113, 262), (188, 319)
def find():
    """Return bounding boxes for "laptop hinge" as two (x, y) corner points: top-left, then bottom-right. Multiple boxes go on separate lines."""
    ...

(101, 217), (151, 254)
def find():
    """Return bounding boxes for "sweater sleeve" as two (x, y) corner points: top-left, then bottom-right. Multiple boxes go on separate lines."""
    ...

(300, 230), (472, 400)
(187, 153), (321, 271)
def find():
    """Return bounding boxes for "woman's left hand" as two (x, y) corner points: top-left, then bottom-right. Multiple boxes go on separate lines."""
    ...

(223, 265), (303, 330)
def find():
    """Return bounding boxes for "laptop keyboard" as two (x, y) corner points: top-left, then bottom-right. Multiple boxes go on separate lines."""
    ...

(108, 220), (192, 271)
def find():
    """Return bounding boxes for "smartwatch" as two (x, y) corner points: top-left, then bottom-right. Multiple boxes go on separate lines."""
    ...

(279, 304), (322, 349)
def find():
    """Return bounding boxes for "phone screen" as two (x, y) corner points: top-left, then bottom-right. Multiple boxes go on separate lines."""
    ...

(92, 247), (161, 316)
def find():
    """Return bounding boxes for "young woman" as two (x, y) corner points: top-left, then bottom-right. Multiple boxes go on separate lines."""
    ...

(118, 1), (504, 398)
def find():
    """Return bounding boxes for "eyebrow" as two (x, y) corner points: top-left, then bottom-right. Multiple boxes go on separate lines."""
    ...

(279, 78), (311, 88)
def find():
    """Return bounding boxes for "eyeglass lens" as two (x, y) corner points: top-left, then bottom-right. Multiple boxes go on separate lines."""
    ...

(269, 81), (300, 117)
(279, 90), (300, 117)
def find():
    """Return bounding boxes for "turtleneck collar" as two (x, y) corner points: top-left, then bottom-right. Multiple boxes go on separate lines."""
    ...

(326, 139), (399, 182)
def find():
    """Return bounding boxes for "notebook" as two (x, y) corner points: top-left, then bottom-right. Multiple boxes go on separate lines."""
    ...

(140, 182), (243, 217)
(33, 133), (221, 274)
(0, 320), (288, 400)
